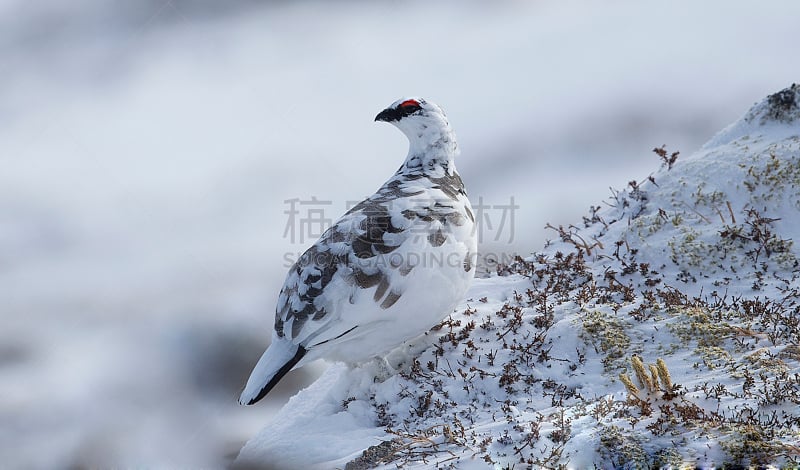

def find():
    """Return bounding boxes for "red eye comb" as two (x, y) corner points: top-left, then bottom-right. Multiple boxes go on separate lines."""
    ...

(399, 99), (420, 108)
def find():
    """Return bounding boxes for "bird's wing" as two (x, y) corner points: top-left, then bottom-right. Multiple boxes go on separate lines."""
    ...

(274, 177), (468, 347)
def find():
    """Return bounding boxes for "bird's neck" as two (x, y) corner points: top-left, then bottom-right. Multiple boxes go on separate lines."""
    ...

(400, 126), (458, 178)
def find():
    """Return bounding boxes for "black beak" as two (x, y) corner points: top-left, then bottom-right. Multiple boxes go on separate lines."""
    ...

(375, 107), (401, 122)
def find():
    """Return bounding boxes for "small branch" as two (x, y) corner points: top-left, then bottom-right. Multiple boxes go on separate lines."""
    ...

(726, 201), (736, 224)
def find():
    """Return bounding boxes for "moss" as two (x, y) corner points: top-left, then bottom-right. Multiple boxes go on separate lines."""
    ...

(744, 152), (800, 208)
(744, 348), (789, 374)
(597, 425), (649, 469)
(697, 345), (733, 370)
(667, 227), (712, 269)
(691, 183), (727, 207)
(631, 211), (667, 237)
(669, 308), (736, 347)
(651, 447), (683, 468)
(719, 425), (789, 467)
(344, 439), (404, 470)
(778, 344), (800, 362)
(597, 423), (688, 469)
(581, 310), (632, 371)
(668, 308), (742, 370)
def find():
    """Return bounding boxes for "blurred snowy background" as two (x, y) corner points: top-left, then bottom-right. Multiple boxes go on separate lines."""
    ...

(1, 0), (798, 467)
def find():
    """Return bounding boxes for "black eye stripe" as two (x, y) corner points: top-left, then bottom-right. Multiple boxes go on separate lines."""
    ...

(398, 104), (421, 117)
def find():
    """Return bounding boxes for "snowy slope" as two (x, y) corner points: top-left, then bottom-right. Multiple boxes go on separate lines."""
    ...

(237, 85), (800, 468)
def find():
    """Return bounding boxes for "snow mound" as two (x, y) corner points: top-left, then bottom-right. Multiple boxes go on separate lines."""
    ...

(703, 82), (800, 148)
(236, 85), (800, 469)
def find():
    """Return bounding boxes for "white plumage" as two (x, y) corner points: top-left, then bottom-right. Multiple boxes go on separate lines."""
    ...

(240, 97), (476, 405)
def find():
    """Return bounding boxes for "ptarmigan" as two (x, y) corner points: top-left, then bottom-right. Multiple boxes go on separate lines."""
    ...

(239, 97), (476, 405)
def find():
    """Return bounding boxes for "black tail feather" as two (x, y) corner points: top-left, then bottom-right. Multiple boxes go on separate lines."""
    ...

(245, 346), (307, 405)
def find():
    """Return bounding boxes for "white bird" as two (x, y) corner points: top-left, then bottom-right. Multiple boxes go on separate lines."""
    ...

(239, 97), (476, 405)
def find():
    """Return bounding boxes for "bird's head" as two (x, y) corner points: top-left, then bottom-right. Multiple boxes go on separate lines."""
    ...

(375, 97), (455, 159)
(375, 97), (451, 134)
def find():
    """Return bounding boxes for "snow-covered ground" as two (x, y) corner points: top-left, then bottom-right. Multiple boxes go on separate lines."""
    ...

(2, 0), (800, 467)
(238, 86), (800, 468)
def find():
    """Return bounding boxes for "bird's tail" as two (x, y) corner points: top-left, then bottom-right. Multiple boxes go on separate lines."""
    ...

(239, 340), (307, 405)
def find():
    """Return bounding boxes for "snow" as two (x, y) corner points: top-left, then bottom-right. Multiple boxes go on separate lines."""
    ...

(237, 86), (800, 468)
(240, 363), (381, 469)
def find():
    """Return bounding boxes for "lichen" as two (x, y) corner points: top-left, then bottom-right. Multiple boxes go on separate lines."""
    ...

(719, 425), (791, 468)
(597, 425), (649, 468)
(581, 309), (632, 371)
(744, 348), (789, 374)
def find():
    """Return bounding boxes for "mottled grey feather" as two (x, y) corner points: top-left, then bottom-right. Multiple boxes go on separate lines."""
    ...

(276, 168), (468, 342)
